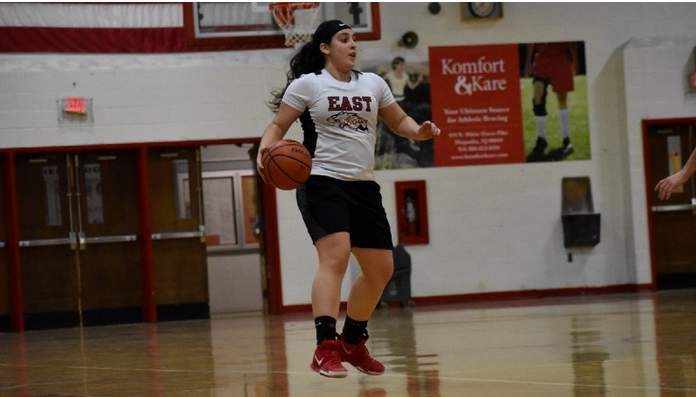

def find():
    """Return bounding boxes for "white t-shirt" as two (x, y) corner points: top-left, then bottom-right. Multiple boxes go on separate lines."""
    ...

(282, 69), (395, 181)
(383, 70), (410, 101)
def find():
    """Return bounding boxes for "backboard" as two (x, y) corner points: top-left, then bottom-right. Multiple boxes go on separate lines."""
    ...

(184, 2), (380, 49)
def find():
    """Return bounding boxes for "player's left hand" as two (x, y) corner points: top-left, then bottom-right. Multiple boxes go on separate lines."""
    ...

(418, 121), (441, 140)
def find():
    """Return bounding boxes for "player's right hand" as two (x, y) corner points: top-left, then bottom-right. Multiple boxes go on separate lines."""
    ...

(256, 147), (268, 182)
(655, 173), (686, 200)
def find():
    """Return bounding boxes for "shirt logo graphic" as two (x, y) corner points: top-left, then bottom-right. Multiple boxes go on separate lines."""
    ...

(328, 111), (369, 133)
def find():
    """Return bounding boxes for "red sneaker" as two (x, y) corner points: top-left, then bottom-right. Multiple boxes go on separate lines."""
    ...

(310, 340), (348, 378)
(339, 336), (385, 375)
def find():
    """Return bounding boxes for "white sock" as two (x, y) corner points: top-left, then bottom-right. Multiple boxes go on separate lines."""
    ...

(558, 109), (570, 140)
(535, 116), (547, 140)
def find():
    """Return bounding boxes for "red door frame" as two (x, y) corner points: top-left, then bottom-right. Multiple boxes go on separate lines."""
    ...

(2, 152), (23, 331)
(1, 138), (283, 331)
(137, 146), (157, 323)
(641, 117), (696, 292)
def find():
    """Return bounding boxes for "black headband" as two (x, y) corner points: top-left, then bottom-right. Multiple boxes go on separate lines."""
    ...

(313, 20), (352, 47)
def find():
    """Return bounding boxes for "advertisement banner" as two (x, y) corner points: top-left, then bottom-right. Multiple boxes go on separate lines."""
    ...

(429, 44), (524, 166)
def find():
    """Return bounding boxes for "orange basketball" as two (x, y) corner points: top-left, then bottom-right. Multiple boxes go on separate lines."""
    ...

(261, 139), (312, 190)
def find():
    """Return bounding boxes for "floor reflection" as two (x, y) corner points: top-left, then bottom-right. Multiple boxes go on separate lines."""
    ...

(373, 308), (440, 397)
(0, 290), (695, 397)
(571, 317), (609, 397)
(653, 291), (696, 396)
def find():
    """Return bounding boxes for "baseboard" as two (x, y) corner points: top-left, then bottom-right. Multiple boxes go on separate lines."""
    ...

(278, 283), (655, 314)
(0, 315), (11, 332)
(657, 273), (696, 290)
(24, 310), (81, 330)
(156, 302), (210, 322)
(82, 306), (143, 327)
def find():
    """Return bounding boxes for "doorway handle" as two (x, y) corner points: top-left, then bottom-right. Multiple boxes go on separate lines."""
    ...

(152, 230), (203, 241)
(78, 232), (86, 250)
(651, 204), (694, 212)
(68, 232), (82, 250)
(67, 232), (86, 250)
(84, 235), (137, 244)
(19, 237), (72, 248)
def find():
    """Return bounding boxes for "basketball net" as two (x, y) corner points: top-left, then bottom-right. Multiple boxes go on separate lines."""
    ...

(269, 2), (321, 48)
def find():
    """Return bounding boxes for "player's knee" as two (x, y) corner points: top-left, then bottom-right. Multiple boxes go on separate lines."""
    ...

(532, 80), (548, 116)
(371, 261), (394, 287)
(533, 100), (547, 116)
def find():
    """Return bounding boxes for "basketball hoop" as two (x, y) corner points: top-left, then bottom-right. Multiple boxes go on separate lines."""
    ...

(269, 2), (321, 48)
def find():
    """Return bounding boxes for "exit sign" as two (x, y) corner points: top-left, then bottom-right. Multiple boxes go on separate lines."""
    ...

(64, 96), (87, 114)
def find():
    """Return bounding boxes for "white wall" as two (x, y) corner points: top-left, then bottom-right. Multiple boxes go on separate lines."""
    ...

(207, 253), (263, 313)
(0, 51), (288, 147)
(2, 3), (696, 308)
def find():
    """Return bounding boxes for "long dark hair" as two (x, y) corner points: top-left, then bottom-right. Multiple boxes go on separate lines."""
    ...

(268, 20), (346, 113)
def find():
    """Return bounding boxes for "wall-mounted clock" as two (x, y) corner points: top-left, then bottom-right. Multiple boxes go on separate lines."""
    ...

(461, 2), (503, 21)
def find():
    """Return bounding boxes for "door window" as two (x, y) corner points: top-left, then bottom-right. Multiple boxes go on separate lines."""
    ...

(202, 170), (259, 250)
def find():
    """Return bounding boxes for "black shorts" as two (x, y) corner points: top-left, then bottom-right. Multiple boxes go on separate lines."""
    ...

(296, 175), (394, 250)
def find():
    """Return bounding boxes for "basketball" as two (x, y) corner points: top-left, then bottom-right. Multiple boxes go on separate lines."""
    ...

(261, 139), (312, 190)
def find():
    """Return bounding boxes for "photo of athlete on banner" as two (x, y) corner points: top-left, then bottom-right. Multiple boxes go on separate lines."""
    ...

(361, 51), (435, 170)
(521, 41), (590, 162)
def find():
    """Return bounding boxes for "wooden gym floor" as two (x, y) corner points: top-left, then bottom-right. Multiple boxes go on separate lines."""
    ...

(1, 289), (694, 397)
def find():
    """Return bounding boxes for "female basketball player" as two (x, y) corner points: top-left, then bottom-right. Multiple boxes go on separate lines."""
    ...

(257, 20), (440, 378)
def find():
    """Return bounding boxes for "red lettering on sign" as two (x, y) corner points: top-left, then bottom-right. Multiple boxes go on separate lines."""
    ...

(65, 96), (86, 114)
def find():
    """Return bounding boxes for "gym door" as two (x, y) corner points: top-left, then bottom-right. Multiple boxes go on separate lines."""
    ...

(16, 151), (141, 329)
(148, 147), (208, 320)
(647, 123), (696, 289)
